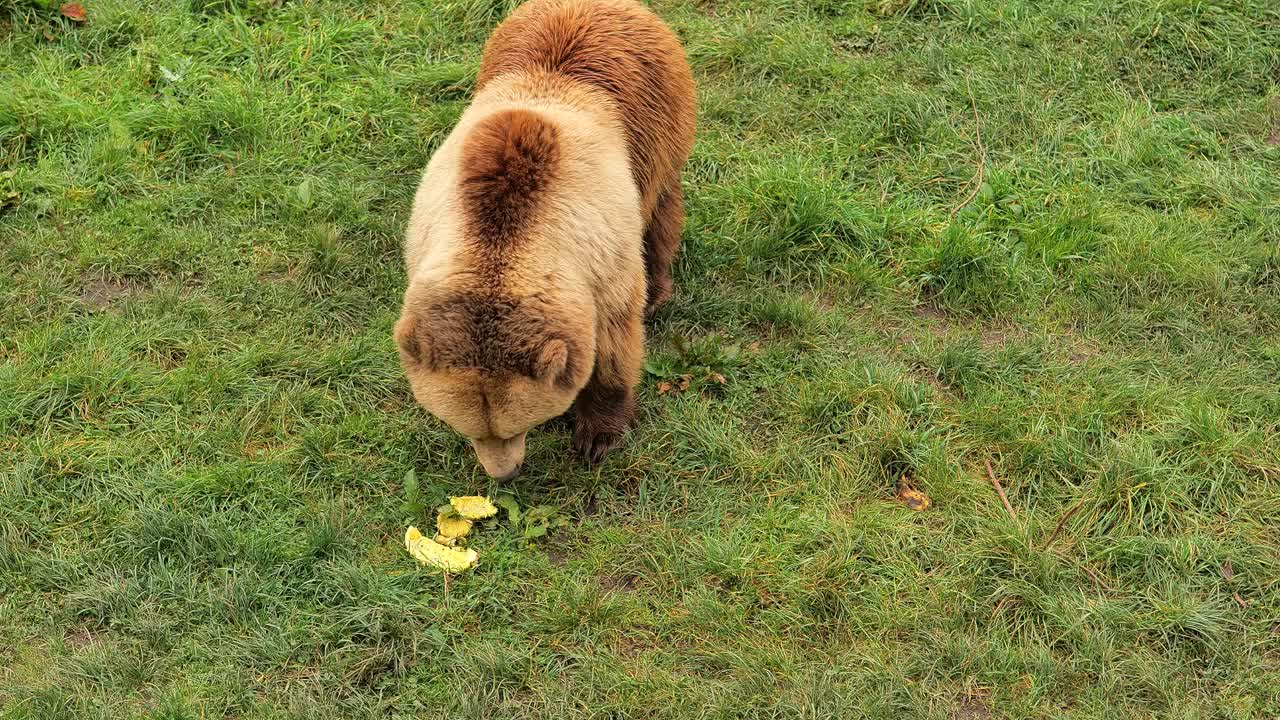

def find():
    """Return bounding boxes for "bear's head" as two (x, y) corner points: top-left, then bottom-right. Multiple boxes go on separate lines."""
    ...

(395, 282), (595, 479)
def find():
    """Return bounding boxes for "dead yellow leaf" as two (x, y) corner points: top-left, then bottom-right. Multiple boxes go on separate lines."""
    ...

(895, 476), (930, 512)
(660, 375), (692, 395)
(60, 3), (87, 22)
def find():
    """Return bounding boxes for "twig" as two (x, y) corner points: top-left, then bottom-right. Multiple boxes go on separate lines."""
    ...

(991, 596), (1017, 618)
(1079, 563), (1112, 591)
(950, 77), (987, 218)
(1232, 592), (1249, 609)
(984, 457), (1016, 520)
(1042, 499), (1085, 549)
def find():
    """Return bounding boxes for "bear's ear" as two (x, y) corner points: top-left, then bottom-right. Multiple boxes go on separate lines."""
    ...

(394, 312), (435, 368)
(534, 338), (572, 386)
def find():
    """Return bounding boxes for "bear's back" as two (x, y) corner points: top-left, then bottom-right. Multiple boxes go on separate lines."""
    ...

(475, 0), (695, 215)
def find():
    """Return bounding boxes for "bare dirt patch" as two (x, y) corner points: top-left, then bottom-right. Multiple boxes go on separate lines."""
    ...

(80, 277), (136, 309)
(914, 303), (951, 337)
(600, 573), (638, 594)
(614, 635), (654, 660)
(953, 691), (992, 720)
(65, 627), (100, 650)
(979, 326), (1018, 351)
(545, 544), (569, 567)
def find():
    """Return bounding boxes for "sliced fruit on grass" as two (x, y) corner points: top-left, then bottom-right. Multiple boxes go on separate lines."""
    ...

(405, 526), (478, 572)
(436, 508), (473, 541)
(450, 495), (498, 520)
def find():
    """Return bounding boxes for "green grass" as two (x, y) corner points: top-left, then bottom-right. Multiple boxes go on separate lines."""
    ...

(2, 0), (1279, 717)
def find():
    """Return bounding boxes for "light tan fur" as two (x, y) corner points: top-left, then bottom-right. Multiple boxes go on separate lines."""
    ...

(398, 72), (645, 478)
(398, 0), (693, 477)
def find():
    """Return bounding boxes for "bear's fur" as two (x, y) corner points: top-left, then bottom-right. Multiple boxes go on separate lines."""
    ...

(395, 0), (695, 478)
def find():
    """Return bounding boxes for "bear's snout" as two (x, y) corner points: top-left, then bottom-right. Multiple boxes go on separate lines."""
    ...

(471, 433), (527, 481)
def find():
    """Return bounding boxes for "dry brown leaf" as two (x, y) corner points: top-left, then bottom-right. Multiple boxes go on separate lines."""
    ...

(708, 372), (727, 385)
(60, 3), (87, 22)
(658, 374), (693, 396)
(1220, 559), (1234, 582)
(895, 476), (930, 512)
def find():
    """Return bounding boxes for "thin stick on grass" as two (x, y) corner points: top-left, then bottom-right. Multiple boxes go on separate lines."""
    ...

(1042, 498), (1086, 549)
(984, 457), (1016, 520)
(1080, 563), (1113, 591)
(950, 77), (986, 218)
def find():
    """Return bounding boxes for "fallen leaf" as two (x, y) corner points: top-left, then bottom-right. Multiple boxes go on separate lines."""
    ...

(1220, 559), (1234, 582)
(295, 177), (313, 206)
(708, 372), (727, 385)
(658, 374), (694, 395)
(520, 504), (566, 543)
(895, 476), (930, 512)
(450, 495), (497, 520)
(494, 493), (521, 526)
(401, 468), (424, 517)
(60, 3), (87, 22)
(1232, 592), (1249, 609)
(405, 526), (477, 572)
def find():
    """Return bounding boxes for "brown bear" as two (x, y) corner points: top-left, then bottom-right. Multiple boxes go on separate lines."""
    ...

(394, 0), (695, 479)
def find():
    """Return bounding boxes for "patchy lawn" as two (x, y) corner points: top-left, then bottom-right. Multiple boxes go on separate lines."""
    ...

(1, 0), (1278, 717)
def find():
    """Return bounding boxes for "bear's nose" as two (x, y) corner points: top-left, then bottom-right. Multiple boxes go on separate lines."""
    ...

(495, 463), (523, 482)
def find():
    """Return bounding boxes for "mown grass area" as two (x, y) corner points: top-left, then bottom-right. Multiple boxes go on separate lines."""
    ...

(2, 0), (1279, 717)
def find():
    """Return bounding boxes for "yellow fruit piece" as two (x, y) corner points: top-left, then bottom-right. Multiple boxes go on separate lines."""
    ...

(404, 526), (478, 572)
(450, 495), (498, 520)
(436, 511), (472, 540)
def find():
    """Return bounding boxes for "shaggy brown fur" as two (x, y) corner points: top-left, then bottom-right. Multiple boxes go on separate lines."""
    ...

(399, 289), (584, 390)
(396, 0), (694, 477)
(477, 0), (696, 314)
(459, 108), (562, 248)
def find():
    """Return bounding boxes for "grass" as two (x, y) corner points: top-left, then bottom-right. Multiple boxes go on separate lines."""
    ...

(1, 0), (1278, 717)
